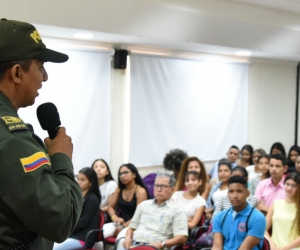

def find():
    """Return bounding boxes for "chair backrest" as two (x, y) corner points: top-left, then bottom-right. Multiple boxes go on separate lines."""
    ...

(262, 237), (270, 250)
(130, 245), (158, 250)
(97, 209), (105, 241)
(142, 173), (157, 199)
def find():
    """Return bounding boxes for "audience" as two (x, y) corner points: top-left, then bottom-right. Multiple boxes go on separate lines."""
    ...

(102, 163), (150, 250)
(53, 168), (101, 250)
(286, 145), (300, 174)
(175, 156), (210, 199)
(206, 159), (232, 219)
(296, 155), (300, 173)
(265, 173), (300, 250)
(212, 176), (266, 250)
(209, 145), (239, 181)
(270, 142), (286, 156)
(246, 148), (266, 182)
(237, 144), (254, 168)
(255, 154), (287, 214)
(91, 159), (117, 214)
(212, 166), (258, 219)
(123, 173), (188, 249)
(172, 171), (206, 229)
(249, 154), (270, 195)
(163, 148), (188, 179)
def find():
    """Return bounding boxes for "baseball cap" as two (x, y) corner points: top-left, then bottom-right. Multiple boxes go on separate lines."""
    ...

(0, 18), (68, 63)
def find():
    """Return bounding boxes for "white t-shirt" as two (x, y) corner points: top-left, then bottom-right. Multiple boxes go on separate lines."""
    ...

(212, 188), (228, 205)
(172, 191), (206, 218)
(99, 180), (117, 208)
(246, 165), (261, 182)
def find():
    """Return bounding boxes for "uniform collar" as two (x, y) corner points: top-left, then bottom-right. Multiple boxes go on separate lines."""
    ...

(229, 203), (252, 216)
(0, 91), (18, 116)
(153, 198), (172, 207)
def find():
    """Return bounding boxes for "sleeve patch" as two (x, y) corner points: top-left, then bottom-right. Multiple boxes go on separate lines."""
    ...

(20, 152), (50, 173)
(1, 116), (28, 132)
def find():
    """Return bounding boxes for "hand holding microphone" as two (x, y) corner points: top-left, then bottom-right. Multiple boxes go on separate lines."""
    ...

(37, 103), (73, 159)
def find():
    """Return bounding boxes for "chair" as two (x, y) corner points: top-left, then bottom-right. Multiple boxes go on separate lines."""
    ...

(130, 246), (158, 250)
(84, 209), (106, 250)
(104, 236), (124, 250)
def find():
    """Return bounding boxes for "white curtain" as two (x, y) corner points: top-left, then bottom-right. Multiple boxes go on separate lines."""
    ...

(18, 49), (111, 173)
(129, 55), (248, 167)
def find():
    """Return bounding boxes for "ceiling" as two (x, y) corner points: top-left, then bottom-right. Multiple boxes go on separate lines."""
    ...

(2, 0), (300, 63)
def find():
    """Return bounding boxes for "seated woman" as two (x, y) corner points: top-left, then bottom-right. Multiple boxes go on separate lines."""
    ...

(296, 155), (300, 173)
(91, 159), (117, 215)
(249, 154), (270, 195)
(205, 158), (232, 220)
(53, 167), (101, 250)
(265, 173), (300, 250)
(286, 145), (300, 173)
(246, 148), (266, 182)
(212, 166), (258, 219)
(102, 163), (150, 250)
(175, 156), (210, 199)
(270, 142), (286, 155)
(237, 144), (254, 168)
(172, 171), (206, 229)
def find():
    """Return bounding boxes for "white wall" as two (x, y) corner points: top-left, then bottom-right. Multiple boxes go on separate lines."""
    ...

(247, 61), (297, 154)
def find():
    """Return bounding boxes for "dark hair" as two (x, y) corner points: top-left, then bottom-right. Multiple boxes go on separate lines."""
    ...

(91, 158), (115, 182)
(228, 175), (248, 188)
(79, 167), (101, 203)
(270, 142), (286, 156)
(0, 59), (32, 80)
(288, 145), (300, 166)
(230, 145), (240, 151)
(258, 154), (271, 179)
(232, 166), (248, 178)
(163, 148), (188, 173)
(284, 173), (300, 235)
(241, 144), (254, 165)
(185, 171), (201, 181)
(270, 154), (287, 166)
(118, 163), (151, 199)
(175, 156), (208, 195)
(218, 158), (232, 170)
(254, 148), (266, 156)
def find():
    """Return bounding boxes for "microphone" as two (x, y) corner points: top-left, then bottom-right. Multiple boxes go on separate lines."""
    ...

(37, 102), (61, 139)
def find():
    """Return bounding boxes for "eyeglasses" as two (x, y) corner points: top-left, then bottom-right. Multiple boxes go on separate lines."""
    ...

(118, 171), (131, 177)
(284, 182), (298, 189)
(154, 184), (171, 190)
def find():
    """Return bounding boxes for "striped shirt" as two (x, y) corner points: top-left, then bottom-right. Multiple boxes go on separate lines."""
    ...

(129, 199), (188, 243)
(212, 195), (258, 220)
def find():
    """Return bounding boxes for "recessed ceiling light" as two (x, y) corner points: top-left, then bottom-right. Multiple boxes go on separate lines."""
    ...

(235, 50), (251, 56)
(73, 33), (94, 39)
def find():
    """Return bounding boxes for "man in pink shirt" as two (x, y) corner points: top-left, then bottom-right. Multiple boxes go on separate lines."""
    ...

(255, 154), (287, 214)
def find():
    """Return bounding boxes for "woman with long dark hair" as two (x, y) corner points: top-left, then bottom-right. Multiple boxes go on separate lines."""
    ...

(287, 145), (300, 173)
(53, 167), (101, 250)
(237, 144), (254, 167)
(102, 163), (150, 250)
(265, 173), (300, 249)
(91, 158), (117, 212)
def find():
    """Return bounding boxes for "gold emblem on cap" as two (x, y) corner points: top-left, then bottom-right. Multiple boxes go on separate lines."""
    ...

(30, 30), (42, 43)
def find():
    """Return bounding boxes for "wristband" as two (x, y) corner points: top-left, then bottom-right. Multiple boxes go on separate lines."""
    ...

(111, 214), (117, 221)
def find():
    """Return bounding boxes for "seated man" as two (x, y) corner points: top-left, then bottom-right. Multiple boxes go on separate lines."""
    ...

(255, 154), (287, 214)
(123, 173), (188, 249)
(209, 145), (240, 182)
(212, 175), (266, 250)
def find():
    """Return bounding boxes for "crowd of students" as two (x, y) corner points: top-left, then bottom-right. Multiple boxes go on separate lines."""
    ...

(54, 142), (300, 250)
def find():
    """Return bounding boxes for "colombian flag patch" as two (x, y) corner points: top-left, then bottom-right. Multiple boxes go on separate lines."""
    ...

(20, 152), (50, 173)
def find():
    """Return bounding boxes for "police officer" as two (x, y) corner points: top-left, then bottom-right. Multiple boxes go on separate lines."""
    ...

(0, 19), (82, 249)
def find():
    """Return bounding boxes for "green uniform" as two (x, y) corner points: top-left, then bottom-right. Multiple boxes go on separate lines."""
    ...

(0, 92), (83, 250)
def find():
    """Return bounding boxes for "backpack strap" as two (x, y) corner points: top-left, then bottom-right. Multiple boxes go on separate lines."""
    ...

(245, 206), (255, 232)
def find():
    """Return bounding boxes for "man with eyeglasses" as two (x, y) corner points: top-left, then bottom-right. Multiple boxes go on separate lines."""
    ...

(255, 154), (287, 214)
(123, 173), (188, 249)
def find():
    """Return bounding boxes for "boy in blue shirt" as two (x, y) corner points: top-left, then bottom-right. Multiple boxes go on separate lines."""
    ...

(212, 175), (266, 250)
